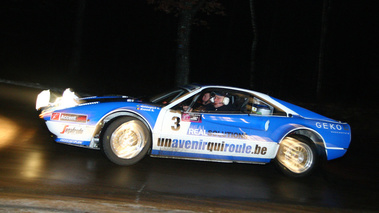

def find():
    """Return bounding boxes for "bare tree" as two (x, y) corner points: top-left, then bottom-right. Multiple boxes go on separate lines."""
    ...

(148, 0), (224, 86)
(175, 1), (201, 86)
(317, 0), (331, 100)
(69, 0), (86, 77)
(249, 0), (257, 89)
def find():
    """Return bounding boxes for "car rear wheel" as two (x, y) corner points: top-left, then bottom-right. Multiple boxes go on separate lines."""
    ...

(275, 135), (318, 177)
(101, 117), (151, 166)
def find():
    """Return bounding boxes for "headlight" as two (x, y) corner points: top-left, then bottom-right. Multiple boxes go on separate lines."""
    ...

(36, 88), (80, 111)
(60, 88), (80, 108)
(36, 90), (51, 110)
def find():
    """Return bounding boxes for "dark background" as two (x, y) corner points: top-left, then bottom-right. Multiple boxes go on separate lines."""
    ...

(1, 2), (378, 210)
(1, 0), (377, 103)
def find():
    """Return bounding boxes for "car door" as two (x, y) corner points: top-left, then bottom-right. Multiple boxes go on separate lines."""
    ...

(151, 91), (200, 157)
(153, 88), (279, 163)
(192, 111), (278, 163)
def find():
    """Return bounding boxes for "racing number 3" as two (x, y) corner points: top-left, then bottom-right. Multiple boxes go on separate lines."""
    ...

(171, 116), (180, 131)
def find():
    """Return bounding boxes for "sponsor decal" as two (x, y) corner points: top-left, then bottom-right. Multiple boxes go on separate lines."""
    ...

(316, 122), (349, 131)
(157, 138), (268, 155)
(137, 105), (158, 112)
(187, 126), (247, 139)
(61, 114), (87, 123)
(182, 113), (202, 123)
(51, 113), (88, 123)
(187, 126), (207, 136)
(315, 122), (350, 134)
(51, 113), (60, 120)
(207, 130), (247, 139)
(60, 125), (84, 135)
(56, 138), (90, 146)
(316, 122), (342, 130)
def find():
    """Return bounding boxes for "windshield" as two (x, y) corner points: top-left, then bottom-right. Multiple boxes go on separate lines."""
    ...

(149, 88), (190, 105)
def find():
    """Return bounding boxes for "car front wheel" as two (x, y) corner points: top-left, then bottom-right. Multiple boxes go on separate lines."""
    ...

(101, 117), (151, 166)
(275, 135), (318, 177)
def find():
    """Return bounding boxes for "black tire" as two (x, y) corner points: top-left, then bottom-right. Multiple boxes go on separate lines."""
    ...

(101, 117), (151, 166)
(275, 134), (318, 177)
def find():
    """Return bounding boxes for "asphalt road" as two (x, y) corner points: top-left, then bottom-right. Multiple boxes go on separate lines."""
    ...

(0, 82), (377, 212)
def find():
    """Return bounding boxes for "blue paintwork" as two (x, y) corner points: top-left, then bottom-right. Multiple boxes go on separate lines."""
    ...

(272, 97), (335, 122)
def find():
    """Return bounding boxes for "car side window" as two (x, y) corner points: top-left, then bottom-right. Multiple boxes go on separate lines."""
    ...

(191, 89), (249, 114)
(171, 94), (199, 112)
(246, 97), (273, 115)
(171, 89), (286, 115)
(241, 96), (286, 116)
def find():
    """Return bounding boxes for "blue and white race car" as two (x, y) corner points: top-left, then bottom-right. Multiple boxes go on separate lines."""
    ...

(36, 85), (351, 177)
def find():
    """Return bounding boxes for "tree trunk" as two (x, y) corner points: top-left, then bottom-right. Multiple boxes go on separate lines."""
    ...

(175, 10), (193, 86)
(69, 0), (86, 77)
(249, 0), (257, 89)
(317, 0), (331, 100)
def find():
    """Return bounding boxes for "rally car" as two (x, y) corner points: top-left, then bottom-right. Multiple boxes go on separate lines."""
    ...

(36, 85), (351, 177)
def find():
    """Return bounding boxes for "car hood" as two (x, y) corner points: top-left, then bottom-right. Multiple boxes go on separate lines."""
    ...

(36, 88), (151, 115)
(80, 95), (138, 104)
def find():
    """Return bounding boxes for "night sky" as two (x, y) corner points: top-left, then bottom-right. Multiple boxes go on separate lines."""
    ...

(1, 0), (377, 103)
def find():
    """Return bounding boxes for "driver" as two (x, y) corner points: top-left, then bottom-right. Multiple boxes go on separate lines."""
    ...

(205, 92), (233, 112)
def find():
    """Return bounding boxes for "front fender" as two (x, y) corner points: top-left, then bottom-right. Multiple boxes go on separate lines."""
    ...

(42, 102), (162, 148)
